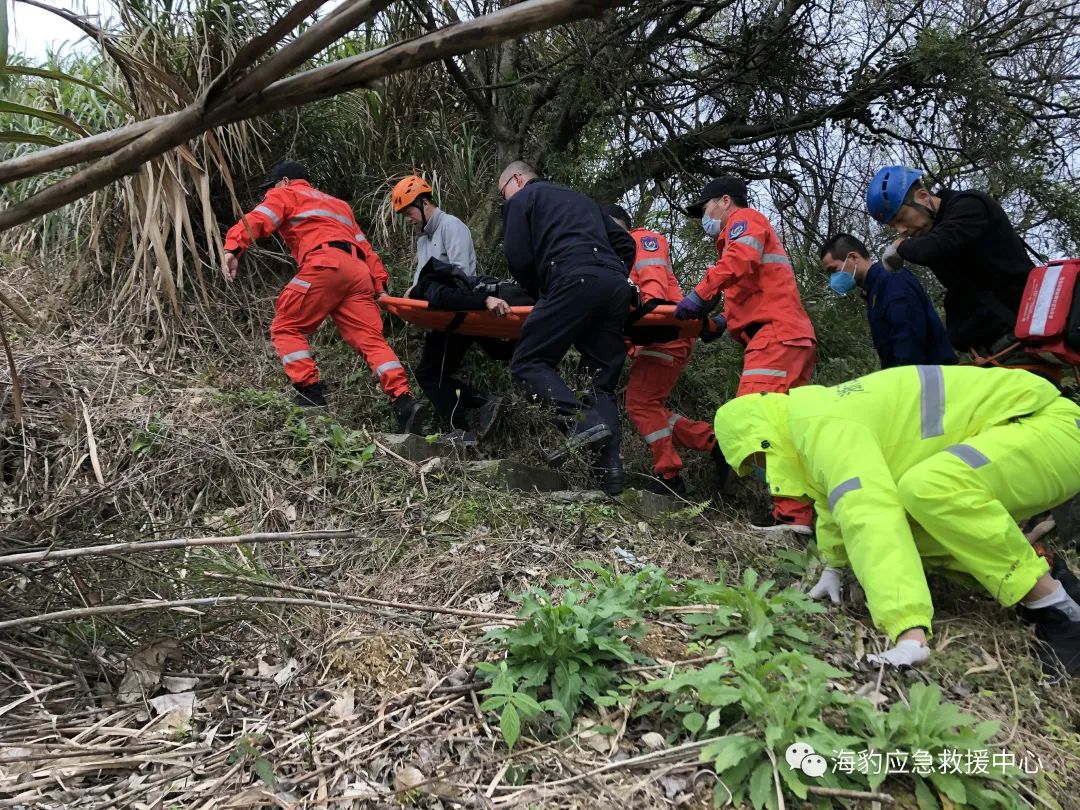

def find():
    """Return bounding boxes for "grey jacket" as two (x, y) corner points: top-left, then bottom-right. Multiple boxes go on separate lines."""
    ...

(413, 208), (477, 284)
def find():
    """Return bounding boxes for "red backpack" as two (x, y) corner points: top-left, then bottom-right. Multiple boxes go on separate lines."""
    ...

(1014, 259), (1080, 366)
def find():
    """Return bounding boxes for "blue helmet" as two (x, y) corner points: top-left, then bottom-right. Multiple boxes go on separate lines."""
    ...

(866, 166), (923, 223)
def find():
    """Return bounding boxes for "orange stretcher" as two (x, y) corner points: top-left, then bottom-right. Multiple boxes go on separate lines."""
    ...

(378, 296), (717, 341)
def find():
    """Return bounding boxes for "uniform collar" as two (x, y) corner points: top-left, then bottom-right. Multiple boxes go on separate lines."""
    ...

(422, 207), (443, 237)
(863, 261), (887, 295)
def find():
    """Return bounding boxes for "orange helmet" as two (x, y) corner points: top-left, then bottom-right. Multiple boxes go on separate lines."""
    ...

(391, 175), (433, 213)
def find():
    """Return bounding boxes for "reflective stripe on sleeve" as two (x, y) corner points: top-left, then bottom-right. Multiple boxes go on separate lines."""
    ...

(946, 444), (990, 469)
(917, 365), (945, 438)
(639, 349), (675, 362)
(254, 205), (281, 226)
(762, 252), (792, 266)
(281, 350), (312, 365)
(734, 235), (764, 255)
(287, 277), (311, 290)
(633, 257), (669, 271)
(828, 477), (863, 511)
(375, 360), (402, 378)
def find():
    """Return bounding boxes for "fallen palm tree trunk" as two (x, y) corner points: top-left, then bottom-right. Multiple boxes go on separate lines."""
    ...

(0, 0), (619, 228)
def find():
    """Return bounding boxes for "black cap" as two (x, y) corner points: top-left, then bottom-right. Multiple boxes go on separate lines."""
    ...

(685, 176), (747, 218)
(602, 203), (633, 228)
(259, 160), (310, 190)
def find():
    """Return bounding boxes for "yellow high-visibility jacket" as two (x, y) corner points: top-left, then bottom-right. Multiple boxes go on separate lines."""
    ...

(714, 366), (1065, 633)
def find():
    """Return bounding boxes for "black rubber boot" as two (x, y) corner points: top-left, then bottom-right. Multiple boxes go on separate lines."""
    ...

(473, 396), (504, 441)
(711, 444), (733, 492)
(644, 474), (686, 497)
(293, 381), (327, 408)
(392, 395), (429, 435)
(1019, 604), (1080, 677)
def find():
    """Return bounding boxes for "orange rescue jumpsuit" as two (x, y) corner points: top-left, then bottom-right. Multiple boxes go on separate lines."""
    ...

(625, 229), (716, 478)
(694, 208), (817, 525)
(224, 181), (410, 399)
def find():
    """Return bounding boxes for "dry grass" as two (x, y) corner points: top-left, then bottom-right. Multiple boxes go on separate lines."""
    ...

(1, 267), (1079, 808)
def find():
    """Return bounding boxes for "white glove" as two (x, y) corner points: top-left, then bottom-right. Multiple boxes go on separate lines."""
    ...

(882, 242), (903, 271)
(807, 567), (842, 604)
(866, 638), (930, 668)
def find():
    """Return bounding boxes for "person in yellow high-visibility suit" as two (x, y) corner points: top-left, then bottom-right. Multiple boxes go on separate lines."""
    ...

(712, 364), (1080, 675)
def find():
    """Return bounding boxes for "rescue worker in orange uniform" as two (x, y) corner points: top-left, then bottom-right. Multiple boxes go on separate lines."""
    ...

(604, 205), (719, 496)
(222, 161), (426, 433)
(675, 176), (817, 534)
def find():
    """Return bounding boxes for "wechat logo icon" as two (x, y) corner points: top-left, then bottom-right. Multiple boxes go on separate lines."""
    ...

(786, 742), (827, 778)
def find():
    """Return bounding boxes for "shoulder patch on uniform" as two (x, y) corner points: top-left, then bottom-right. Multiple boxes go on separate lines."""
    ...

(728, 220), (747, 239)
(640, 236), (659, 252)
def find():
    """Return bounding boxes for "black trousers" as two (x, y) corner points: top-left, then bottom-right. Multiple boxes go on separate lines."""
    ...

(416, 331), (516, 428)
(510, 267), (632, 464)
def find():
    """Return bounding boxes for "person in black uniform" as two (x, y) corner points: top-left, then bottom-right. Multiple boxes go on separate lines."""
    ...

(498, 161), (636, 494)
(867, 166), (1035, 359)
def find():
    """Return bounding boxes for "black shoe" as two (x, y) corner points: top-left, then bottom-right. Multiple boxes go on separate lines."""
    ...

(472, 396), (504, 441)
(749, 514), (813, 537)
(1051, 557), (1080, 604)
(1020, 605), (1080, 676)
(546, 423), (612, 467)
(593, 465), (625, 496)
(443, 428), (479, 448)
(392, 395), (428, 435)
(644, 475), (686, 497)
(293, 381), (327, 408)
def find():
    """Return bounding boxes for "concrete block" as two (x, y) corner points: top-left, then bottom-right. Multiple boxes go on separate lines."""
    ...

(464, 459), (568, 493)
(618, 488), (679, 519)
(378, 433), (464, 462)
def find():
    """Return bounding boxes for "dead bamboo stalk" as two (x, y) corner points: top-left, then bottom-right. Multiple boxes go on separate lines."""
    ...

(0, 0), (619, 229)
(0, 594), (406, 631)
(202, 571), (519, 622)
(0, 529), (357, 567)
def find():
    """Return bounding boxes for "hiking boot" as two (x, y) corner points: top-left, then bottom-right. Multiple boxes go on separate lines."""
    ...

(293, 381), (327, 408)
(592, 464), (625, 496)
(644, 474), (686, 497)
(392, 395), (429, 435)
(545, 423), (612, 467)
(443, 428), (479, 448)
(750, 513), (813, 537)
(1019, 605), (1080, 676)
(472, 396), (504, 441)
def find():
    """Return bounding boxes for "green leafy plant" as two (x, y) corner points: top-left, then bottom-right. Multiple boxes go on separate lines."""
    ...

(130, 418), (167, 456)
(476, 660), (544, 749)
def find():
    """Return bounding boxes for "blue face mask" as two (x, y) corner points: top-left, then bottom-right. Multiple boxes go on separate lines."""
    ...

(829, 258), (857, 296)
(702, 213), (721, 238)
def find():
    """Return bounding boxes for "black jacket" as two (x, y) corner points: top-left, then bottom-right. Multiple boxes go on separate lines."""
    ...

(896, 188), (1033, 349)
(409, 258), (488, 311)
(501, 179), (636, 296)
